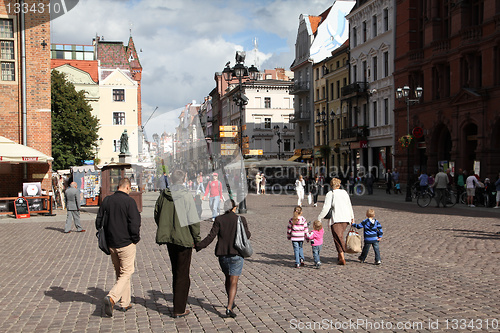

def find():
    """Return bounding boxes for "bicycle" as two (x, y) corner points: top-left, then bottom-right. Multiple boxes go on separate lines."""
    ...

(417, 187), (457, 208)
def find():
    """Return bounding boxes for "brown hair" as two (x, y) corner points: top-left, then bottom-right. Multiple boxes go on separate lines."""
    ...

(292, 206), (302, 224)
(366, 208), (375, 218)
(118, 177), (131, 189)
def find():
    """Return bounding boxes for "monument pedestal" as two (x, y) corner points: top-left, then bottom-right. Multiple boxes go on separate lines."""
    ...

(119, 153), (132, 164)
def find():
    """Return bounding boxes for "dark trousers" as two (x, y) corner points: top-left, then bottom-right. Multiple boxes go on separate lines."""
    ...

(167, 243), (193, 314)
(330, 222), (349, 254)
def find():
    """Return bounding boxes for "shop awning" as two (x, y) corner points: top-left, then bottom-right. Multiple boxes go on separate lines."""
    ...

(287, 155), (300, 161)
(0, 136), (53, 163)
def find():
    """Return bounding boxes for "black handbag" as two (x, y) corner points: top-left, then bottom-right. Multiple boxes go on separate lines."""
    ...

(96, 209), (110, 255)
(324, 208), (333, 220)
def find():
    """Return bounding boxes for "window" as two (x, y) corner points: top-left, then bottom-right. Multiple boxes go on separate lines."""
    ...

(373, 56), (378, 81)
(362, 61), (367, 82)
(113, 112), (126, 125)
(384, 99), (389, 125)
(264, 117), (271, 129)
(383, 8), (389, 32)
(372, 15), (377, 37)
(264, 97), (271, 108)
(0, 19), (15, 81)
(284, 139), (291, 152)
(113, 89), (125, 102)
(316, 68), (319, 80)
(352, 27), (357, 47)
(113, 140), (121, 152)
(384, 52), (389, 77)
(336, 80), (340, 99)
(373, 101), (378, 127)
(362, 21), (367, 42)
(353, 65), (357, 82)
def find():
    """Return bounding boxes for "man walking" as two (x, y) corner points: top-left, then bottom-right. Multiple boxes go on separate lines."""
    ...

(255, 172), (263, 194)
(433, 168), (449, 207)
(154, 169), (200, 318)
(97, 178), (141, 317)
(64, 182), (85, 233)
(203, 172), (224, 221)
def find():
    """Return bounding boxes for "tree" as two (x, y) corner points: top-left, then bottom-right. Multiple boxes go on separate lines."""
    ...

(51, 70), (99, 170)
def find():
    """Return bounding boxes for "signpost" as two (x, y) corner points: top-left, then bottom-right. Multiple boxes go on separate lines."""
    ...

(220, 131), (238, 138)
(220, 126), (238, 132)
(246, 149), (263, 156)
(14, 197), (30, 219)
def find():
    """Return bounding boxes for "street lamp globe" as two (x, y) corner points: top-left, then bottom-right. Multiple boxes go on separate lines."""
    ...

(415, 86), (423, 99)
(233, 63), (246, 79)
(222, 65), (233, 82)
(403, 86), (410, 97)
(396, 87), (403, 99)
(248, 65), (259, 80)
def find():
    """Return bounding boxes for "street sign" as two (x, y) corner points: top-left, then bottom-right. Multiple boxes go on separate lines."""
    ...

(220, 125), (238, 132)
(412, 126), (424, 139)
(220, 131), (238, 138)
(221, 144), (238, 150)
(245, 149), (263, 155)
(220, 149), (236, 156)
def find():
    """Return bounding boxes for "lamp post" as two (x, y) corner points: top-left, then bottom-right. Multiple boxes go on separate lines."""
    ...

(396, 85), (423, 202)
(273, 125), (287, 159)
(222, 51), (259, 214)
(316, 110), (335, 171)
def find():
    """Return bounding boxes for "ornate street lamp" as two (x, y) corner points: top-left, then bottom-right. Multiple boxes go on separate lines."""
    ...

(396, 85), (423, 202)
(222, 51), (259, 213)
(273, 125), (287, 160)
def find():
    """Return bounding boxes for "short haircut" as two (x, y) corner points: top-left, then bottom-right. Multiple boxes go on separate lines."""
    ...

(170, 169), (185, 184)
(118, 178), (131, 189)
(313, 220), (323, 231)
(330, 178), (341, 189)
(366, 208), (375, 218)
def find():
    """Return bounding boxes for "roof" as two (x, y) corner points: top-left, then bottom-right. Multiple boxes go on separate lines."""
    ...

(50, 59), (99, 82)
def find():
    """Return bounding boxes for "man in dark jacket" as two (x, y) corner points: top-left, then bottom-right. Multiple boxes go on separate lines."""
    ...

(154, 169), (200, 318)
(97, 178), (141, 317)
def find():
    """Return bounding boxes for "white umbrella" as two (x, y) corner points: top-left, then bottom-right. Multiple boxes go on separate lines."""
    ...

(0, 136), (53, 163)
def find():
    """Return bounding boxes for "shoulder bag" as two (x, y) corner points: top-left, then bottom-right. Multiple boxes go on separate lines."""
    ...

(95, 206), (110, 255)
(234, 216), (253, 258)
(323, 191), (334, 220)
(345, 226), (362, 254)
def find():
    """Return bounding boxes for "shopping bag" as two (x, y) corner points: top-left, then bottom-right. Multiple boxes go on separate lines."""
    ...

(307, 192), (312, 205)
(345, 227), (362, 253)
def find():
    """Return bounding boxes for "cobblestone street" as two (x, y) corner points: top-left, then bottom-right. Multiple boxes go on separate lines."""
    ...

(0, 190), (499, 332)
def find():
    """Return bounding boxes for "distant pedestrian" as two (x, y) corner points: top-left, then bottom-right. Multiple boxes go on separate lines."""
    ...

(456, 168), (466, 199)
(317, 178), (354, 265)
(352, 209), (383, 265)
(365, 170), (374, 195)
(432, 169), (449, 207)
(295, 175), (306, 206)
(260, 174), (266, 194)
(385, 169), (393, 194)
(64, 182), (85, 233)
(98, 178), (141, 317)
(418, 171), (429, 194)
(203, 172), (224, 221)
(196, 199), (251, 318)
(394, 181), (402, 194)
(306, 220), (324, 269)
(310, 175), (320, 206)
(255, 172), (263, 194)
(494, 172), (500, 209)
(466, 170), (479, 207)
(392, 168), (400, 188)
(287, 206), (308, 268)
(154, 169), (200, 318)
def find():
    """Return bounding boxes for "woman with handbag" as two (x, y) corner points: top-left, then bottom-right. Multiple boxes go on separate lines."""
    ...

(195, 199), (251, 318)
(317, 178), (354, 265)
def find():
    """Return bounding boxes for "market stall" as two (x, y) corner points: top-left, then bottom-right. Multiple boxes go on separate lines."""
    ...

(71, 166), (100, 206)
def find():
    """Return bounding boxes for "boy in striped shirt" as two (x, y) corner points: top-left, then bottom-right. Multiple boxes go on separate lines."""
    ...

(352, 209), (383, 265)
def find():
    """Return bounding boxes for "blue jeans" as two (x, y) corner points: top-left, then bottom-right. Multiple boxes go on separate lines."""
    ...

(292, 241), (304, 265)
(312, 245), (322, 264)
(209, 196), (220, 219)
(359, 241), (381, 262)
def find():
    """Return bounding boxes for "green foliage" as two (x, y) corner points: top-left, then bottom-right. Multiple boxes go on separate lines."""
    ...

(51, 70), (99, 170)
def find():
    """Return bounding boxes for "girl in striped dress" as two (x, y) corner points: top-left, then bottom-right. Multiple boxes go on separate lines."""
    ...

(287, 206), (309, 268)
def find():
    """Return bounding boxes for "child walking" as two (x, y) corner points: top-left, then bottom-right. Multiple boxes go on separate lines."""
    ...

(352, 209), (383, 265)
(287, 206), (308, 268)
(306, 220), (324, 269)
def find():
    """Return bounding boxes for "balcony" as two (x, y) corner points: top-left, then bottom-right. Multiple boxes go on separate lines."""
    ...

(290, 80), (310, 95)
(341, 126), (370, 140)
(290, 110), (311, 123)
(461, 26), (482, 44)
(341, 82), (368, 99)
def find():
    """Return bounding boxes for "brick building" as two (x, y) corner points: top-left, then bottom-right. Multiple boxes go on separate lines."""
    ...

(394, 0), (500, 180)
(0, 0), (52, 197)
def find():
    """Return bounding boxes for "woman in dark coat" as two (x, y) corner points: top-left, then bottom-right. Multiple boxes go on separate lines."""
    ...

(195, 200), (251, 318)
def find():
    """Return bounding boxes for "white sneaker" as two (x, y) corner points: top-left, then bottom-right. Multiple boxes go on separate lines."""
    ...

(313, 203), (317, 207)
(470, 204), (475, 207)
(493, 206), (499, 209)
(375, 260), (382, 265)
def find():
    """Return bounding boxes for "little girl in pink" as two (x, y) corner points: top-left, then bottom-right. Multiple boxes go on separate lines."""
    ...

(307, 220), (324, 269)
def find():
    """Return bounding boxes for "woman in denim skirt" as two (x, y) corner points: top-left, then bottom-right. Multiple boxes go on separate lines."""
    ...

(195, 199), (251, 318)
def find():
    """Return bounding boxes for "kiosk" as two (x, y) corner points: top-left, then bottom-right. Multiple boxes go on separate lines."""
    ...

(99, 163), (143, 212)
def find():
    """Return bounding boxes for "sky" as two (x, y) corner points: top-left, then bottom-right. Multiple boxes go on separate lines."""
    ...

(51, 0), (336, 140)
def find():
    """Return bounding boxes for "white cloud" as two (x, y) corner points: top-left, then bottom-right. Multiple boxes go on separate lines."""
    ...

(51, 0), (334, 137)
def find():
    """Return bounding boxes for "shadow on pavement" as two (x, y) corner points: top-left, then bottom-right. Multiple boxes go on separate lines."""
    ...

(45, 226), (66, 233)
(44, 286), (106, 317)
(437, 228), (500, 240)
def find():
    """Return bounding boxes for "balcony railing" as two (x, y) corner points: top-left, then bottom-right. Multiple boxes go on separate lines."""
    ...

(290, 110), (311, 122)
(290, 80), (310, 94)
(341, 126), (370, 139)
(341, 82), (368, 98)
